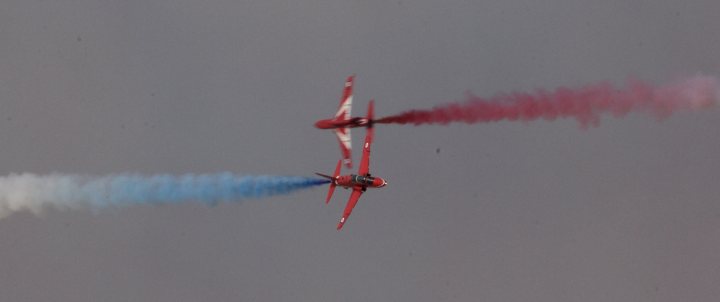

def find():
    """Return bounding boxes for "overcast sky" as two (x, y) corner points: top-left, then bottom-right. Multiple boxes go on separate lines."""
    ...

(1, 1), (719, 301)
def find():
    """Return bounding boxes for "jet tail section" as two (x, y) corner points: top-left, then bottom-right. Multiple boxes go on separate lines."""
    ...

(315, 160), (343, 204)
(367, 99), (375, 127)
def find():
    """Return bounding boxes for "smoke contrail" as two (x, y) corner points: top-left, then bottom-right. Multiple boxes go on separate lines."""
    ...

(0, 173), (328, 219)
(376, 75), (718, 127)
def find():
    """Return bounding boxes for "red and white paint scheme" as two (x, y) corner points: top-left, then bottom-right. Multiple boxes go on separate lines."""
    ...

(316, 100), (386, 230)
(314, 75), (370, 168)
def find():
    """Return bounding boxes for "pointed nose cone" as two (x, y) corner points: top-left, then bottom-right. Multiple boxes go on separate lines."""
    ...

(315, 119), (336, 129)
(372, 177), (388, 187)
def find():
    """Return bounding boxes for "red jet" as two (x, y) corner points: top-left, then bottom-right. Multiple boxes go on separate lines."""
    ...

(316, 100), (387, 230)
(314, 75), (370, 169)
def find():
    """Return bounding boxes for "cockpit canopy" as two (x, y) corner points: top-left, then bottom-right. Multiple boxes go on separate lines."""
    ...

(351, 174), (375, 186)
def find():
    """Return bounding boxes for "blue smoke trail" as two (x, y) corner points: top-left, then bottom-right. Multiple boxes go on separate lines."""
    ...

(0, 173), (329, 218)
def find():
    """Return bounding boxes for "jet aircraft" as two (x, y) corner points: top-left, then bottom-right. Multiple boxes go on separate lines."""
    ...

(315, 100), (387, 230)
(314, 75), (370, 168)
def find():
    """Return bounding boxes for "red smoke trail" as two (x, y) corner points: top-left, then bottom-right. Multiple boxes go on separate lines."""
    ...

(376, 75), (718, 127)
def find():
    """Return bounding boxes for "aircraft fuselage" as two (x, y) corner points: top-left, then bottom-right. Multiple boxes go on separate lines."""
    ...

(314, 117), (370, 129)
(334, 174), (387, 190)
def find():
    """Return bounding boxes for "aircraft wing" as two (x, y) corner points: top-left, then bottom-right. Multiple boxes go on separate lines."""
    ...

(357, 100), (374, 176)
(337, 188), (363, 230)
(334, 75), (354, 121)
(333, 127), (352, 168)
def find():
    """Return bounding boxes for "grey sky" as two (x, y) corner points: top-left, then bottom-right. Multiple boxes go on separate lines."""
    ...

(1, 0), (719, 301)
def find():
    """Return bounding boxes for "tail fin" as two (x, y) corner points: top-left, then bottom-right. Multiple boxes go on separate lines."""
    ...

(367, 99), (375, 127)
(315, 160), (343, 204)
(314, 173), (333, 179)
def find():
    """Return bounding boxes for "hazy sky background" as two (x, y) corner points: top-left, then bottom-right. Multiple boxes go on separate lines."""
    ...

(1, 1), (719, 301)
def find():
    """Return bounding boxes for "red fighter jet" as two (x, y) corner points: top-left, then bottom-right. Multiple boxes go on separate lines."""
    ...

(314, 75), (371, 169)
(315, 100), (387, 230)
